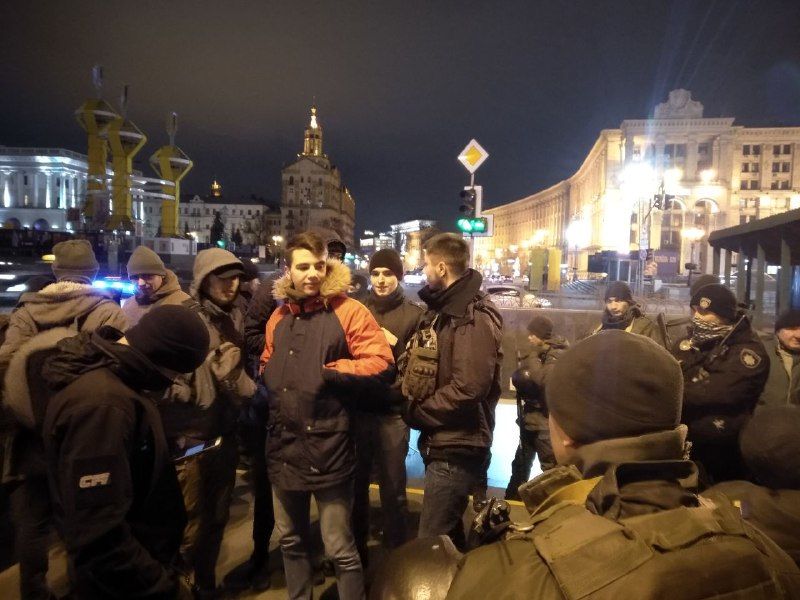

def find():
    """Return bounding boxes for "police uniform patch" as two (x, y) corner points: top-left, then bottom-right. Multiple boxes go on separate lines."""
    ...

(699, 297), (711, 309)
(740, 348), (761, 369)
(679, 339), (692, 352)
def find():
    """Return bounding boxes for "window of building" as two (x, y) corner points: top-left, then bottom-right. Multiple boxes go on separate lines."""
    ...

(781, 180), (790, 190)
(771, 181), (779, 190)
(740, 214), (755, 225)
(56, 178), (60, 186)
(773, 163), (781, 173)
(752, 163), (760, 173)
(784, 144), (792, 155)
(675, 144), (686, 158)
(742, 163), (750, 173)
(698, 142), (710, 155)
(743, 145), (751, 156)
(23, 175), (28, 185)
(664, 144), (674, 158)
(774, 145), (782, 156)
(782, 162), (791, 173)
(65, 180), (69, 189)
(205, 208), (210, 215)
(289, 176), (294, 185)
(753, 145), (761, 155)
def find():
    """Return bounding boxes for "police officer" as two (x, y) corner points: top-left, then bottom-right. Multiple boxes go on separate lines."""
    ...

(504, 315), (567, 501)
(672, 283), (769, 484)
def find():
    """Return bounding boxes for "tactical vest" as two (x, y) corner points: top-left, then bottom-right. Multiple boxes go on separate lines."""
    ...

(504, 500), (795, 599)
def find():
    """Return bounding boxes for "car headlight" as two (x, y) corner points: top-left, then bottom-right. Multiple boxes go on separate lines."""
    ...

(6, 283), (27, 292)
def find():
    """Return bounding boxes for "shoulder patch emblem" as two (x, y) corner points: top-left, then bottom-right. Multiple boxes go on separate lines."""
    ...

(740, 348), (761, 369)
(699, 297), (711, 309)
(679, 339), (692, 352)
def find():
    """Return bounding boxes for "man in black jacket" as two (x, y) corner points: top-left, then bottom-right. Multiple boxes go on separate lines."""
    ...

(671, 283), (769, 483)
(352, 249), (423, 565)
(403, 233), (502, 550)
(504, 314), (567, 500)
(6, 305), (210, 598)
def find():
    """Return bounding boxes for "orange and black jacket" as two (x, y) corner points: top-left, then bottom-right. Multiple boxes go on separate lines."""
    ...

(260, 260), (394, 490)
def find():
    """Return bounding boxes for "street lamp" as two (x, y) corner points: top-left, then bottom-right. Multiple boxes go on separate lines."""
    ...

(271, 235), (284, 264)
(681, 227), (704, 287)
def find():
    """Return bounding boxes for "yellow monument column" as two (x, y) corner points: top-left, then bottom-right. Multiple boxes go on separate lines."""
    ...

(149, 113), (193, 237)
(102, 86), (146, 232)
(74, 66), (119, 226)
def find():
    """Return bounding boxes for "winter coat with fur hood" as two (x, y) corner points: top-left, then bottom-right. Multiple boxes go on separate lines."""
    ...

(121, 268), (189, 327)
(260, 260), (394, 491)
(0, 281), (127, 375)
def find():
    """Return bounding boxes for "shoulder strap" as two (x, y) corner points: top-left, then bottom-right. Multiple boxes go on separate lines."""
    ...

(131, 393), (170, 501)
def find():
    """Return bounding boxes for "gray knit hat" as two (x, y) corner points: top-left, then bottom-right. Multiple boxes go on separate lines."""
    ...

(127, 246), (167, 278)
(52, 240), (99, 283)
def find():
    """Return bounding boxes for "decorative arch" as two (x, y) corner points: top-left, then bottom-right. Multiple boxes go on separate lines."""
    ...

(3, 218), (21, 229)
(32, 218), (49, 231)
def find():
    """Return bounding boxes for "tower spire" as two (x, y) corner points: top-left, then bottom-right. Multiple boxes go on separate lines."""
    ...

(302, 105), (324, 157)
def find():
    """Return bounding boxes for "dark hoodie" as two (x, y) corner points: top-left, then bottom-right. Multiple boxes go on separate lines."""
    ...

(39, 328), (186, 598)
(407, 269), (503, 460)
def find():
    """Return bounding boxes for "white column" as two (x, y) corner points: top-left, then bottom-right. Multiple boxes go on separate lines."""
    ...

(17, 172), (25, 207)
(0, 172), (7, 208)
(45, 172), (52, 209)
(32, 172), (40, 207)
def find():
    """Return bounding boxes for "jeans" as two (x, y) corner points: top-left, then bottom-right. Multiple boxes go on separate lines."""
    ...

(273, 482), (364, 600)
(418, 456), (485, 550)
(505, 425), (556, 500)
(177, 434), (238, 590)
(352, 412), (409, 562)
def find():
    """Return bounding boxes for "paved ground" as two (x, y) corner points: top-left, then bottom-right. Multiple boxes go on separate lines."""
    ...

(0, 398), (535, 599)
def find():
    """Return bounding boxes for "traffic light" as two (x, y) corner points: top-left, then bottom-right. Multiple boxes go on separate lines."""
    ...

(652, 193), (663, 210)
(460, 187), (477, 217)
(457, 217), (488, 234)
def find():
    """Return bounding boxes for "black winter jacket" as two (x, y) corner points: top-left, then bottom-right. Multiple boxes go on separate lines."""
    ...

(42, 329), (186, 598)
(406, 270), (503, 460)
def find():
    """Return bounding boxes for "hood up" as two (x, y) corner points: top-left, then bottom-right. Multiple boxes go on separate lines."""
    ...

(272, 259), (352, 306)
(190, 248), (244, 299)
(15, 281), (116, 330)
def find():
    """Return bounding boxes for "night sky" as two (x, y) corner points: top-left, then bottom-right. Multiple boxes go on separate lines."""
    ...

(2, 0), (799, 235)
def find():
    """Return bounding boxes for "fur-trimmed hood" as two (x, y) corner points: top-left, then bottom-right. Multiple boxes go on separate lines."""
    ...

(3, 327), (75, 429)
(13, 281), (116, 330)
(272, 259), (352, 305)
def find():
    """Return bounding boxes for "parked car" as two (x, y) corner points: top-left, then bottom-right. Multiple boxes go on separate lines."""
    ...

(404, 268), (427, 286)
(485, 284), (552, 308)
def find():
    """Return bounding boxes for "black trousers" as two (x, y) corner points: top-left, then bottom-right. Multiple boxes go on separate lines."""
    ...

(352, 412), (410, 564)
(240, 420), (276, 562)
(10, 474), (54, 600)
(504, 427), (556, 500)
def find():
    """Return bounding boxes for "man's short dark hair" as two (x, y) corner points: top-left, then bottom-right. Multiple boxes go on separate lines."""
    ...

(286, 231), (326, 266)
(424, 233), (469, 275)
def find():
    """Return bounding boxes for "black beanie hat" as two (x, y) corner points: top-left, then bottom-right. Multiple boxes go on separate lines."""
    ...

(527, 314), (554, 340)
(740, 406), (800, 489)
(690, 283), (738, 322)
(604, 281), (634, 303)
(689, 274), (718, 297)
(774, 309), (800, 332)
(126, 305), (210, 375)
(546, 330), (683, 444)
(369, 249), (404, 280)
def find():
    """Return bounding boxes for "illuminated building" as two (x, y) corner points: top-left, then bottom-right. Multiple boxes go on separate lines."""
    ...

(280, 106), (356, 249)
(475, 89), (800, 278)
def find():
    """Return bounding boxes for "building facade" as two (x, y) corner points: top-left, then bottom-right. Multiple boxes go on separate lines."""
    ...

(476, 89), (800, 279)
(280, 107), (356, 249)
(178, 183), (281, 246)
(0, 146), (91, 231)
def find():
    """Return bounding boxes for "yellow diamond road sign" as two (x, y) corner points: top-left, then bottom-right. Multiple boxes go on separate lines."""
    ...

(458, 139), (489, 174)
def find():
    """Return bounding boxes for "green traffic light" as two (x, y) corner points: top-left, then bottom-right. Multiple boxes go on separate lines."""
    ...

(457, 217), (487, 234)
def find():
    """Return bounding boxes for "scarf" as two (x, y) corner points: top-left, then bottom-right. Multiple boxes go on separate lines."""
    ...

(689, 316), (733, 347)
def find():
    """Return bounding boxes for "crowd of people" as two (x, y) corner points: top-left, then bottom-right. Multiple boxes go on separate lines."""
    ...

(0, 229), (798, 599)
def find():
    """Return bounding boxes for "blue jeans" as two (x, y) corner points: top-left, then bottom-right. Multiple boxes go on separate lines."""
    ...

(418, 457), (484, 550)
(273, 482), (364, 600)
